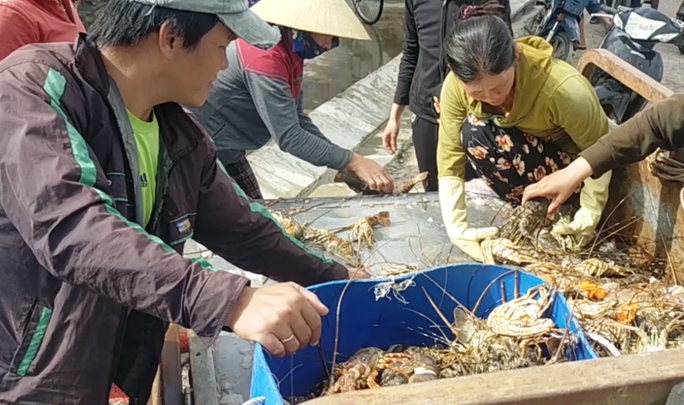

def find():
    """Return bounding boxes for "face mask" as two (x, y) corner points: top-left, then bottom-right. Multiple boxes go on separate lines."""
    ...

(292, 30), (339, 60)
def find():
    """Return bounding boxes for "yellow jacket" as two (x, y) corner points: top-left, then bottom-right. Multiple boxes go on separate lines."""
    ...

(437, 36), (612, 260)
(438, 36), (609, 179)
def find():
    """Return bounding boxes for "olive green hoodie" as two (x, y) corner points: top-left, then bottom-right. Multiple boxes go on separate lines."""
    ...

(437, 36), (611, 261)
(438, 36), (609, 179)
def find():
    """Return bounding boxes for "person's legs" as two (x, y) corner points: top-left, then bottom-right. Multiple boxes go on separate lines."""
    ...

(578, 17), (587, 49)
(222, 153), (264, 200)
(650, 0), (659, 9)
(461, 115), (578, 206)
(677, 0), (684, 19)
(411, 116), (440, 192)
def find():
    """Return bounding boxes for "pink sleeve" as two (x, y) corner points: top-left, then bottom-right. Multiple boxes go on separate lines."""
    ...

(0, 6), (39, 61)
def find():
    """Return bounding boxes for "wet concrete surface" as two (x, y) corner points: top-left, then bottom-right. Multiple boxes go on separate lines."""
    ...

(301, 0), (406, 113)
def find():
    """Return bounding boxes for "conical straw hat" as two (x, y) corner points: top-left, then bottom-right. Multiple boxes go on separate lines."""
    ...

(250, 0), (371, 41)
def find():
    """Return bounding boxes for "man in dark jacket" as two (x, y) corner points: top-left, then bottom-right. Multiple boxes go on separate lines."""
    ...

(381, 0), (511, 191)
(0, 1), (364, 404)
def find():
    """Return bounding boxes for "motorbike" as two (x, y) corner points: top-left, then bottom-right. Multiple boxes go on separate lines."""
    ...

(525, 0), (604, 60)
(590, 6), (684, 124)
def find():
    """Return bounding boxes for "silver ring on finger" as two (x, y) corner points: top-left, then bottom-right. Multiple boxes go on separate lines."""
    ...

(281, 334), (296, 343)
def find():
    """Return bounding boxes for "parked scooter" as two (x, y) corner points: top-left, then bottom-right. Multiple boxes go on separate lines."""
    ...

(590, 6), (684, 124)
(525, 0), (607, 60)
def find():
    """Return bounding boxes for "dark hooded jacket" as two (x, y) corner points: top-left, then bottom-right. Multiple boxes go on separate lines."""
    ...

(0, 35), (347, 405)
(394, 0), (512, 124)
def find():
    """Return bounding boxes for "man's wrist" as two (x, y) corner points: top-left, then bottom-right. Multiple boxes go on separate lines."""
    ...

(225, 286), (254, 329)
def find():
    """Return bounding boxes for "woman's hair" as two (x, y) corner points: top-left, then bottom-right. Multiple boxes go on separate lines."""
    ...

(444, 1), (516, 83)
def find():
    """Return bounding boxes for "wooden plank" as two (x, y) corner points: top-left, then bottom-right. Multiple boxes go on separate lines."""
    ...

(160, 324), (183, 405)
(189, 331), (220, 405)
(577, 49), (684, 270)
(305, 349), (684, 405)
(577, 49), (674, 103)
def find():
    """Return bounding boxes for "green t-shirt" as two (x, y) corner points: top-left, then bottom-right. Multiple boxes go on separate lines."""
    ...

(127, 110), (160, 227)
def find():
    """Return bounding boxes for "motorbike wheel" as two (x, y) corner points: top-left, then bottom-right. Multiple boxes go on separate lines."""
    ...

(525, 7), (545, 35)
(679, 45), (684, 55)
(549, 31), (572, 60)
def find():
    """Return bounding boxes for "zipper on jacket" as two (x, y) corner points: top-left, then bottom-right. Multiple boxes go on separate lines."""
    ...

(147, 144), (172, 234)
(11, 301), (53, 377)
(147, 143), (198, 235)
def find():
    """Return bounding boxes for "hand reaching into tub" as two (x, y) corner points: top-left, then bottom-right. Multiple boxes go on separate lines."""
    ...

(522, 157), (595, 216)
(226, 283), (328, 357)
(523, 158), (611, 248)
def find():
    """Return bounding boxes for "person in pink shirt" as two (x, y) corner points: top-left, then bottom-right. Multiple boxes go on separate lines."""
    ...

(0, 0), (85, 61)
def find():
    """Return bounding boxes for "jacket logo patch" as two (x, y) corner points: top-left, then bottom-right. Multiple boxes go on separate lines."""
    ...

(176, 219), (191, 234)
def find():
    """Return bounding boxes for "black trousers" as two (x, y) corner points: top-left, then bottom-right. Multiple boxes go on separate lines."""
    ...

(411, 116), (439, 192)
(412, 116), (476, 192)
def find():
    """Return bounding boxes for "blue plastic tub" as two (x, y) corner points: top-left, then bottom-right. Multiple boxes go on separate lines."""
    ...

(250, 264), (597, 404)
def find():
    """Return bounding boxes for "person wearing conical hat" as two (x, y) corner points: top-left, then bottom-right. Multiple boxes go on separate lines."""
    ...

(189, 0), (394, 199)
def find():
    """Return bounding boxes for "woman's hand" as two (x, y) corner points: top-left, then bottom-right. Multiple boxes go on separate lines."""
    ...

(451, 227), (499, 262)
(345, 153), (394, 194)
(523, 157), (594, 217)
(382, 119), (400, 155)
(382, 104), (405, 155)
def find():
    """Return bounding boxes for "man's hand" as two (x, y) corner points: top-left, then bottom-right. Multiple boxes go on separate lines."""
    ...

(523, 157), (594, 217)
(226, 283), (328, 357)
(348, 268), (372, 280)
(346, 153), (394, 194)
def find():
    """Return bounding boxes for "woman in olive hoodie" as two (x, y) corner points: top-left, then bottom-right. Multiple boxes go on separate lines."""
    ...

(437, 2), (612, 262)
(381, 0), (511, 192)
